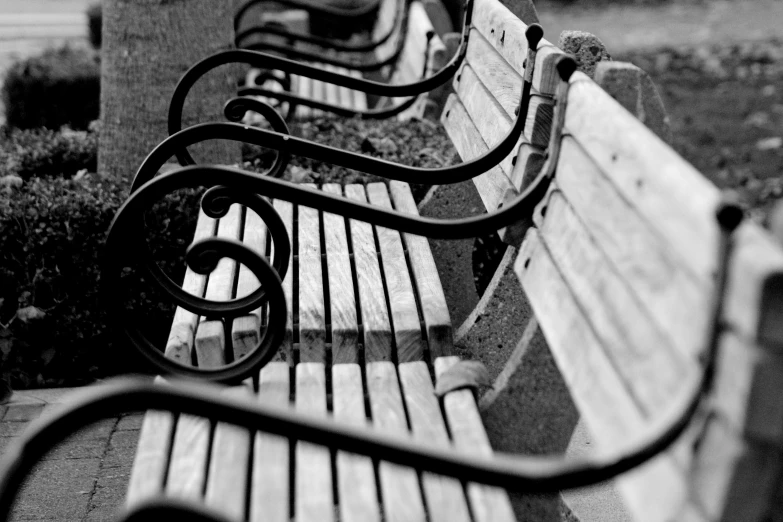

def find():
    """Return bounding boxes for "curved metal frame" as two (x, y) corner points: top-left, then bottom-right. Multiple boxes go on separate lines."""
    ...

(235, 0), (403, 55)
(0, 198), (746, 518)
(235, 0), (382, 34)
(170, 2), (480, 164)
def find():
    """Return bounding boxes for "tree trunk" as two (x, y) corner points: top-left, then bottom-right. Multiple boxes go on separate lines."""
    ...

(99, 0), (240, 183)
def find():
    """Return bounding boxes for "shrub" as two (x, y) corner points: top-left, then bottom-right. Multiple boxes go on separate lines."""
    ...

(0, 127), (98, 180)
(2, 46), (100, 131)
(0, 173), (204, 388)
(87, 3), (102, 49)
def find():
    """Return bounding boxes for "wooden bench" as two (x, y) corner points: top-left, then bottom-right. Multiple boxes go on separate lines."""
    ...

(107, 0), (783, 520)
(240, 0), (448, 121)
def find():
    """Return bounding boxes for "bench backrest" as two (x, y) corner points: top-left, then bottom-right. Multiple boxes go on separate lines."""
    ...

(439, 0), (783, 520)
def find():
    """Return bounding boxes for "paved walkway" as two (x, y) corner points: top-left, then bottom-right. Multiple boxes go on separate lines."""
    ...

(0, 389), (142, 521)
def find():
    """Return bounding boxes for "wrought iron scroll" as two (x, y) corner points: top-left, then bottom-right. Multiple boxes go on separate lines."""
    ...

(108, 25), (548, 385)
(169, 0), (475, 148)
(0, 196), (747, 518)
(235, 0), (409, 54)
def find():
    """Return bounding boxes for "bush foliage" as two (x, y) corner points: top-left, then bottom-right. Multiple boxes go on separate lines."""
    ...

(0, 127), (98, 180)
(2, 47), (100, 131)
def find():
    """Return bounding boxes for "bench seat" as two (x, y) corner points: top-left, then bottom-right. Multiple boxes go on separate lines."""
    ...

(126, 181), (516, 522)
(244, 1), (444, 122)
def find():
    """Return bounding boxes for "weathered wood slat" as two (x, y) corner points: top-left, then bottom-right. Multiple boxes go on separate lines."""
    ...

(298, 185), (327, 363)
(205, 384), (253, 519)
(166, 413), (211, 500)
(470, 0), (562, 95)
(398, 362), (471, 522)
(250, 362), (291, 522)
(441, 95), (516, 212)
(552, 137), (706, 361)
(232, 206), (269, 360)
(434, 357), (515, 522)
(322, 184), (359, 364)
(195, 203), (242, 368)
(349, 70), (368, 111)
(366, 183), (423, 363)
(126, 403), (174, 504)
(297, 74), (313, 119)
(333, 364), (381, 522)
(295, 363), (333, 522)
(388, 181), (452, 357)
(537, 189), (695, 415)
(345, 185), (393, 362)
(274, 199), (295, 363)
(165, 211), (216, 363)
(366, 362), (427, 522)
(564, 77), (783, 343)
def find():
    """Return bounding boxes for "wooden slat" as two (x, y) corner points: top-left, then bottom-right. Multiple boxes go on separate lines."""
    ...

(388, 181), (452, 357)
(296, 74), (313, 119)
(434, 357), (515, 522)
(205, 384), (253, 519)
(564, 77), (783, 343)
(552, 137), (706, 360)
(366, 183), (423, 362)
(323, 65), (341, 108)
(441, 95), (515, 212)
(126, 406), (174, 504)
(366, 362), (426, 522)
(166, 413), (211, 500)
(462, 29), (554, 147)
(232, 205), (269, 360)
(345, 185), (393, 362)
(398, 362), (471, 522)
(470, 0), (562, 95)
(333, 364), (381, 522)
(195, 203), (242, 368)
(165, 211), (216, 363)
(250, 362), (291, 522)
(295, 363), (333, 522)
(298, 185), (326, 363)
(349, 70), (368, 111)
(322, 184), (359, 364)
(515, 229), (689, 522)
(537, 189), (695, 415)
(274, 199), (295, 363)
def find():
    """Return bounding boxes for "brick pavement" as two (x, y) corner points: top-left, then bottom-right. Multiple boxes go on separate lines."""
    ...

(0, 389), (142, 521)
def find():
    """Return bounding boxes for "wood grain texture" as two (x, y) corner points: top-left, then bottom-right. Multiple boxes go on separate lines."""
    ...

(165, 211), (216, 363)
(433, 357), (515, 522)
(345, 185), (393, 362)
(564, 77), (783, 343)
(274, 199), (295, 363)
(321, 184), (359, 364)
(332, 364), (380, 522)
(398, 362), (471, 522)
(195, 203), (242, 368)
(366, 362), (427, 522)
(388, 182), (452, 357)
(366, 183), (423, 362)
(297, 185), (326, 363)
(552, 138), (706, 362)
(295, 363), (333, 522)
(166, 413), (212, 500)
(441, 95), (516, 213)
(537, 190), (695, 416)
(470, 0), (562, 95)
(205, 384), (254, 519)
(232, 206), (269, 360)
(250, 362), (291, 522)
(126, 408), (174, 505)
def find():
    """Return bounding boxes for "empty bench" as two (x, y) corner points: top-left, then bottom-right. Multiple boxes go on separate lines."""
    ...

(239, 0), (447, 121)
(4, 1), (778, 521)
